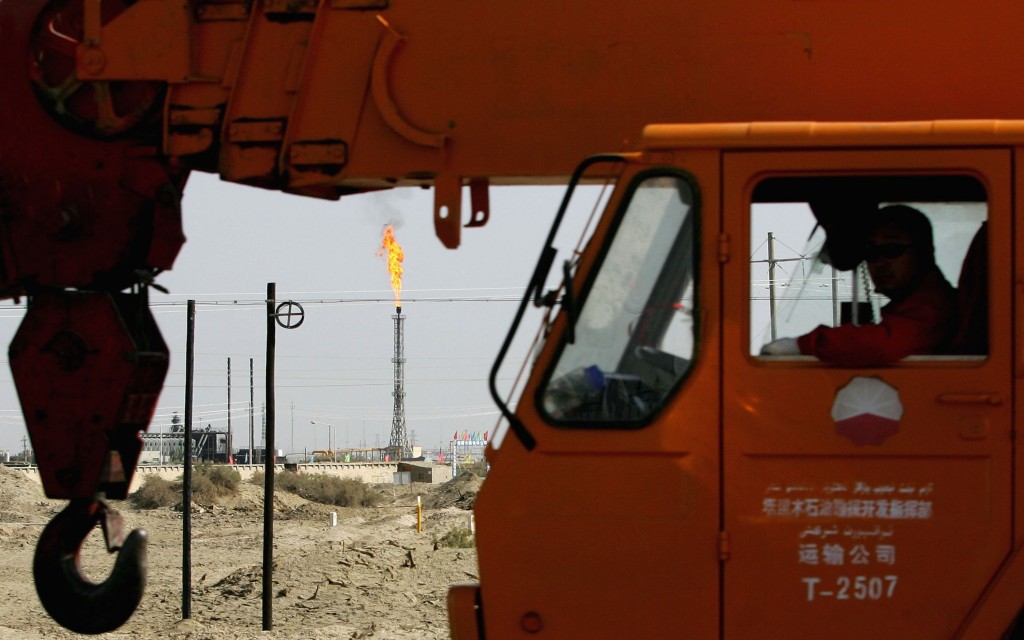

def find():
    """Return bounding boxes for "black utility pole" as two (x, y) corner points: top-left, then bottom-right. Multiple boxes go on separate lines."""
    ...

(262, 283), (276, 630)
(182, 299), (195, 619)
(249, 358), (254, 464)
(227, 357), (231, 461)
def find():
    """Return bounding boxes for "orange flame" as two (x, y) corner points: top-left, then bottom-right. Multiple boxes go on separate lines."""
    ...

(377, 225), (404, 306)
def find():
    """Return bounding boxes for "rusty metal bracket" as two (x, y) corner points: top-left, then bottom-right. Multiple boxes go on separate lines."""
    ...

(465, 179), (490, 228)
(434, 177), (490, 246)
(434, 176), (462, 249)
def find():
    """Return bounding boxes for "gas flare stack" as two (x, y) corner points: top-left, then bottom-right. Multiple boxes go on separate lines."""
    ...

(379, 224), (408, 460)
(387, 305), (410, 460)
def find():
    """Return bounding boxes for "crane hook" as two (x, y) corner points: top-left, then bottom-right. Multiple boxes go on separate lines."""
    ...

(33, 498), (148, 634)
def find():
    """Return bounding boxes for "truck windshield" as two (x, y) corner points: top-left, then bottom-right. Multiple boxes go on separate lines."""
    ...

(539, 172), (697, 425)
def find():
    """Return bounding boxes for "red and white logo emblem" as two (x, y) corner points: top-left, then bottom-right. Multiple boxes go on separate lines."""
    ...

(830, 377), (903, 445)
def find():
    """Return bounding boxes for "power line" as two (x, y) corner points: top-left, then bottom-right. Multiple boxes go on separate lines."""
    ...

(149, 291), (526, 306)
(0, 291), (530, 315)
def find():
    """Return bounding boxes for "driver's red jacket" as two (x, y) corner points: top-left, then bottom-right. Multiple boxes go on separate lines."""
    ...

(796, 267), (957, 367)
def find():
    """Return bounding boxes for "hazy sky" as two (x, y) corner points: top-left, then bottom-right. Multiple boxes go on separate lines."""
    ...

(0, 173), (587, 457)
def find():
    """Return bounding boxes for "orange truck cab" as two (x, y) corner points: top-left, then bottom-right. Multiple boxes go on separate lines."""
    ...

(451, 121), (1024, 639)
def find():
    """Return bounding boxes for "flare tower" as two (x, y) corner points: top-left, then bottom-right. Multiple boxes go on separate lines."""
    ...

(387, 306), (409, 459)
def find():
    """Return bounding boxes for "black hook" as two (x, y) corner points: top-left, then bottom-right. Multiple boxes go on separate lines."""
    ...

(33, 498), (148, 634)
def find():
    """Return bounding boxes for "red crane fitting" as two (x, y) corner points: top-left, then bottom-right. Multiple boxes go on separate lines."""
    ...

(9, 289), (168, 499)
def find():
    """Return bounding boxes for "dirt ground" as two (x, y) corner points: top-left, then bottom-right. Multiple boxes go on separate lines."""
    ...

(0, 466), (482, 639)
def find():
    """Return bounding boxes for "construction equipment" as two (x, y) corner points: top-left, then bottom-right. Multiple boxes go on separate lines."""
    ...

(2, 0), (1024, 636)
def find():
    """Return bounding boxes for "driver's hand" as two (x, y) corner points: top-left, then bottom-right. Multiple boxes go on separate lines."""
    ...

(760, 337), (801, 356)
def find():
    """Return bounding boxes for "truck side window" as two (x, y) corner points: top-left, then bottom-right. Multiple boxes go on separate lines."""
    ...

(540, 173), (697, 425)
(750, 175), (988, 362)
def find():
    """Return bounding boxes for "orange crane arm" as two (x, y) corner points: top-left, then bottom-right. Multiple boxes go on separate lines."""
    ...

(15, 0), (1024, 248)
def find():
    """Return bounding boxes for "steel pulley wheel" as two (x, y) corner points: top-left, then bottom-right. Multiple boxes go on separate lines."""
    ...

(28, 0), (165, 138)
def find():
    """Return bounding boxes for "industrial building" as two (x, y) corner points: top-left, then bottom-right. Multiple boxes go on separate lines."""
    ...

(140, 426), (231, 464)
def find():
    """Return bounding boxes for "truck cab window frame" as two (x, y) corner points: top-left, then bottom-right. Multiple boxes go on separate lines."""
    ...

(750, 174), (988, 364)
(538, 170), (699, 428)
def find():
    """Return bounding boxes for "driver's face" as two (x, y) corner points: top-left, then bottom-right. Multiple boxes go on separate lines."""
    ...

(865, 223), (923, 297)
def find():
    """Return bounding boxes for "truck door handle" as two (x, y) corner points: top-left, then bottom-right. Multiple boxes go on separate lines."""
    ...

(937, 393), (1003, 406)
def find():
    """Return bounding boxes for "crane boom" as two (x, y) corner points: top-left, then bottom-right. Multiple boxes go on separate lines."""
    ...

(9, 0), (1024, 249)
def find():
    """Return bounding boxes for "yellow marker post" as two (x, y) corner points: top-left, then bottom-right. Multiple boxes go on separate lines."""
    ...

(416, 495), (422, 533)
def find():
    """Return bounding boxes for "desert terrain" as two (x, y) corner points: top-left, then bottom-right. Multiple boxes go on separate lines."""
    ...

(0, 465), (481, 639)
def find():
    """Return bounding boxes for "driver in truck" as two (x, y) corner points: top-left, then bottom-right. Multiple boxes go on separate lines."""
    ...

(761, 204), (957, 366)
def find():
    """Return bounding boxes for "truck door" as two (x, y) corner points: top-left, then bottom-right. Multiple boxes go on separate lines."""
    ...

(721, 149), (1012, 638)
(476, 159), (722, 638)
